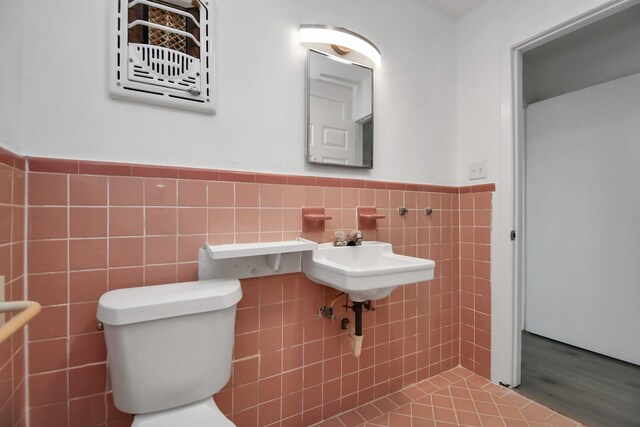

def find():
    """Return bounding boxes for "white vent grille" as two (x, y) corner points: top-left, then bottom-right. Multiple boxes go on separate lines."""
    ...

(129, 44), (199, 91)
(109, 0), (215, 114)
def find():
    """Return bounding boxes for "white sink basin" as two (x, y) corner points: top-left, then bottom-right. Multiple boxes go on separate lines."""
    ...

(302, 241), (435, 301)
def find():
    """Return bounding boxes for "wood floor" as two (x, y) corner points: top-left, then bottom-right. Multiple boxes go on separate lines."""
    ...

(516, 331), (640, 427)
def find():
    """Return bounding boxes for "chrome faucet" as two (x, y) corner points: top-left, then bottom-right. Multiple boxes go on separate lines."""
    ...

(347, 230), (363, 246)
(333, 230), (363, 246)
(333, 231), (348, 246)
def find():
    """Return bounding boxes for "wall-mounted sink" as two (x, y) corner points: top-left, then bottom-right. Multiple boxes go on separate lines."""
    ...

(302, 241), (435, 301)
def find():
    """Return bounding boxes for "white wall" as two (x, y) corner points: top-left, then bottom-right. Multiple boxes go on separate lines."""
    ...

(8, 0), (458, 185)
(455, 0), (621, 384)
(525, 73), (640, 365)
(0, 2), (24, 152)
(456, 0), (615, 186)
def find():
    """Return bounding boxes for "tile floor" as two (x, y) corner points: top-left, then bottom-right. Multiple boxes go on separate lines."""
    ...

(313, 366), (585, 427)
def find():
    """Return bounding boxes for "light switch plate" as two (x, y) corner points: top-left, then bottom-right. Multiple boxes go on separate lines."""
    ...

(469, 160), (488, 180)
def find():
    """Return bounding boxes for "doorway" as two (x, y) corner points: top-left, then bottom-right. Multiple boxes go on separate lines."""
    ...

(510, 0), (640, 424)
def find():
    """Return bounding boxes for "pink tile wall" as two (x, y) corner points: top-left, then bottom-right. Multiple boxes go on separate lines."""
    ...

(10, 154), (493, 427)
(459, 191), (492, 378)
(0, 148), (27, 427)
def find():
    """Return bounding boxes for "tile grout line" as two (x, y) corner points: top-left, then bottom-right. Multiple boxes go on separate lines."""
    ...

(23, 161), (31, 427)
(65, 174), (70, 427)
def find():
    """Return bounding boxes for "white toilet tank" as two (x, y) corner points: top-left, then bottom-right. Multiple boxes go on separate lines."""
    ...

(97, 279), (242, 415)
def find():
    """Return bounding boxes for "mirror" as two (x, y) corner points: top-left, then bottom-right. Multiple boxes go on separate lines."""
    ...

(306, 50), (373, 168)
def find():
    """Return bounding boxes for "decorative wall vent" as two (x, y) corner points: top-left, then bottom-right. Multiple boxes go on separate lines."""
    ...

(108, 0), (215, 114)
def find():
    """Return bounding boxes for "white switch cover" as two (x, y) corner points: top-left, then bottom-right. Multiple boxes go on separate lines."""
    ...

(469, 160), (488, 180)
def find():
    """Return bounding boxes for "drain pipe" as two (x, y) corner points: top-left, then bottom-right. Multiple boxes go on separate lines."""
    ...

(350, 301), (364, 357)
(342, 301), (364, 357)
(320, 295), (373, 357)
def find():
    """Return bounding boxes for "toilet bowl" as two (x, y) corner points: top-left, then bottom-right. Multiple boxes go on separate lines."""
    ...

(97, 279), (242, 426)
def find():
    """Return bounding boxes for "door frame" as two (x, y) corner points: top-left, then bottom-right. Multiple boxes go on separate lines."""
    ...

(492, 0), (640, 387)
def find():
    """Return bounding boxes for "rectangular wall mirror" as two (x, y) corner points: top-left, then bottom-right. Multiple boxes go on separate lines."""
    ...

(306, 50), (373, 168)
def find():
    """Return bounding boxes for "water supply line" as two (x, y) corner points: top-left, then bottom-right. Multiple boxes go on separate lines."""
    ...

(317, 292), (345, 322)
(329, 292), (345, 309)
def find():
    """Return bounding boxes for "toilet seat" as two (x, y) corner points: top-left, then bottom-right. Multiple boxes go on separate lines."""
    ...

(132, 398), (234, 427)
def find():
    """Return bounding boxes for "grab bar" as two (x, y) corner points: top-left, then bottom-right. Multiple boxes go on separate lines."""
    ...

(0, 301), (42, 344)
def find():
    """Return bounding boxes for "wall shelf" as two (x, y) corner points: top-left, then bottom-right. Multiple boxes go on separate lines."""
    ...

(302, 207), (333, 232)
(199, 238), (318, 280)
(357, 206), (386, 230)
(206, 239), (317, 260)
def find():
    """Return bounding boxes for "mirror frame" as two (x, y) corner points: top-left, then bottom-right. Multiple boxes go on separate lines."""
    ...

(305, 49), (374, 169)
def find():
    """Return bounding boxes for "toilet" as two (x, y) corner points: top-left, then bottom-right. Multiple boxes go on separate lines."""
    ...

(97, 279), (242, 426)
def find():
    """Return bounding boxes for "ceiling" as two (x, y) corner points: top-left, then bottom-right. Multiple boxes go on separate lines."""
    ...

(420, 0), (486, 20)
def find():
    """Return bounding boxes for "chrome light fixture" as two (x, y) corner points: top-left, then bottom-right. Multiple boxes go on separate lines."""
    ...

(299, 24), (381, 68)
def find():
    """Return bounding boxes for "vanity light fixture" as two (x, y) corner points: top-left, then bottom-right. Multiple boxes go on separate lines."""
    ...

(299, 24), (381, 68)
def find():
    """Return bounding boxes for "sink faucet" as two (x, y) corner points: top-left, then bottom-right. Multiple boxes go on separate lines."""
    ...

(347, 230), (363, 246)
(333, 231), (348, 246)
(333, 230), (363, 246)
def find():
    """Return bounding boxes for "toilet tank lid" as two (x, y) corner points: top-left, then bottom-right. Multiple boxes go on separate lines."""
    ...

(97, 279), (242, 326)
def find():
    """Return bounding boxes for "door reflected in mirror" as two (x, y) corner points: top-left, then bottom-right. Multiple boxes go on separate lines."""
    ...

(306, 50), (373, 168)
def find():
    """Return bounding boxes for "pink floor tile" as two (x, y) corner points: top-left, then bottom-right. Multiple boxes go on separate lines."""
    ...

(313, 366), (584, 427)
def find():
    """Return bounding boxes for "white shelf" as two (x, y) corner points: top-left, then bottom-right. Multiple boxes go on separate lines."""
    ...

(206, 238), (317, 260)
(199, 238), (319, 280)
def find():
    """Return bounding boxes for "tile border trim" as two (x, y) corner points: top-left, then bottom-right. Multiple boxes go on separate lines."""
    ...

(0, 146), (495, 194)
(0, 146), (26, 171)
